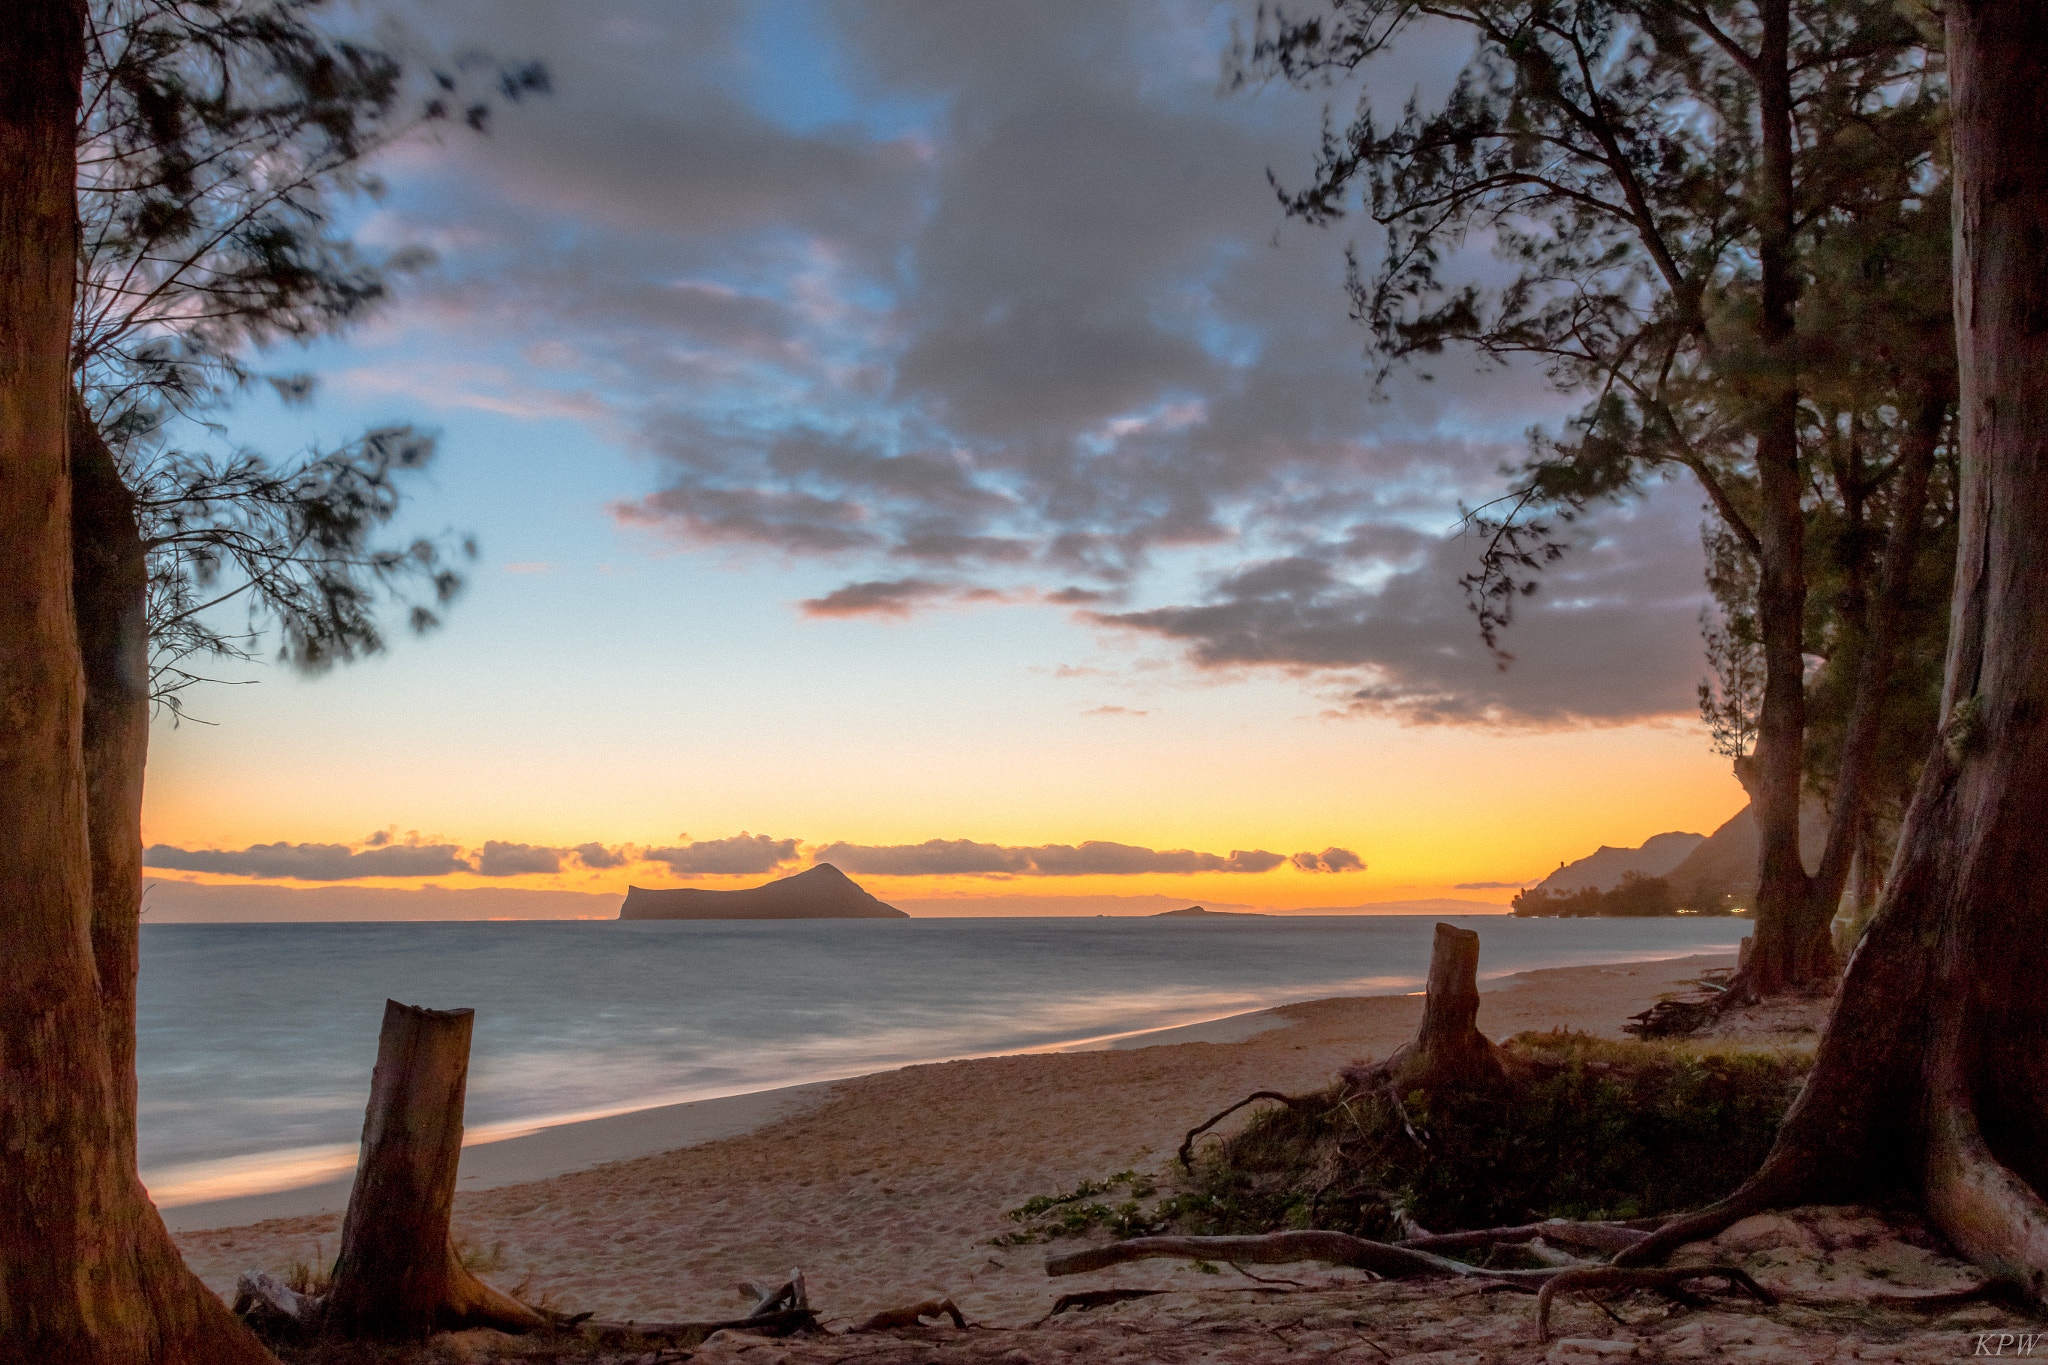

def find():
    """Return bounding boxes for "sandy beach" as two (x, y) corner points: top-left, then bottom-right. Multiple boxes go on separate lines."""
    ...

(171, 953), (1753, 1326)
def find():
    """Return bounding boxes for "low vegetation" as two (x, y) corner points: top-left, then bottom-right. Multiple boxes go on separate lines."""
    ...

(1005, 1032), (1809, 1249)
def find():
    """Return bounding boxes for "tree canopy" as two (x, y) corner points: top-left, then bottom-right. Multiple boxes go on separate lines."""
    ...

(1239, 0), (1952, 993)
(75, 0), (545, 715)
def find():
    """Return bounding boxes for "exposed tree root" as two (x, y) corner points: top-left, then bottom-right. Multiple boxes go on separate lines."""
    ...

(1611, 1160), (1803, 1267)
(1044, 1231), (1558, 1285)
(1397, 1219), (1652, 1256)
(1177, 1092), (1302, 1168)
(1535, 1265), (1776, 1341)
(1923, 1046), (2048, 1307)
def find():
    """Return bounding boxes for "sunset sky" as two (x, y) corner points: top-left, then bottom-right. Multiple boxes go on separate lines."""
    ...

(138, 0), (1746, 915)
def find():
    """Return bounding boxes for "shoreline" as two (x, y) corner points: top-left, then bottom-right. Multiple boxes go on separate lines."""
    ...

(155, 997), (1306, 1232)
(154, 942), (1740, 1230)
(170, 952), (1743, 1326)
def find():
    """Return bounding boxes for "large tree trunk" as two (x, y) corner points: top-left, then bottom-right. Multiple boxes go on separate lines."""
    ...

(0, 7), (276, 1361)
(322, 1001), (545, 1338)
(1621, 1), (2048, 1299)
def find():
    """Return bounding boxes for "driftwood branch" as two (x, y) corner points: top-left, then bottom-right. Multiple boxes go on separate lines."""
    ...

(573, 1307), (817, 1344)
(575, 1266), (816, 1344)
(232, 1272), (321, 1336)
(1044, 1231), (1555, 1286)
(854, 1297), (967, 1331)
(1033, 1288), (1167, 1324)
(1535, 1265), (1777, 1341)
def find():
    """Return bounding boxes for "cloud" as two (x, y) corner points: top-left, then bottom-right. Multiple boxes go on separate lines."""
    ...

(1095, 480), (1711, 726)
(572, 842), (629, 869)
(1455, 880), (1526, 890)
(810, 838), (1289, 877)
(1084, 704), (1148, 716)
(641, 833), (800, 877)
(1290, 847), (1366, 873)
(799, 577), (950, 618)
(143, 841), (470, 881)
(475, 841), (562, 876)
(350, 0), (1709, 726)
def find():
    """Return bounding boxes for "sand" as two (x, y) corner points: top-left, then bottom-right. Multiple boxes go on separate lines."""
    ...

(171, 954), (1748, 1325)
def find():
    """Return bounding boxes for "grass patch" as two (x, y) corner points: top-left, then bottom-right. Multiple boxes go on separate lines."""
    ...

(1003, 1031), (1809, 1244)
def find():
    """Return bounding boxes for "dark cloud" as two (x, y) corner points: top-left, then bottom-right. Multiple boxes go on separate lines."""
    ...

(641, 833), (800, 877)
(572, 842), (629, 869)
(475, 841), (562, 876)
(1290, 847), (1366, 874)
(359, 0), (1708, 726)
(143, 841), (469, 881)
(810, 839), (1289, 877)
(1096, 480), (1711, 726)
(799, 577), (950, 618)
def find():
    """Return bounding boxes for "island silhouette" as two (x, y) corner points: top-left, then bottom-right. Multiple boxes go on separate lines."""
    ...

(617, 863), (907, 920)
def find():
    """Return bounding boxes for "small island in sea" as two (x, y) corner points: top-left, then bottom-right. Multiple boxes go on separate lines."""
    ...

(618, 862), (907, 920)
(1150, 905), (1268, 917)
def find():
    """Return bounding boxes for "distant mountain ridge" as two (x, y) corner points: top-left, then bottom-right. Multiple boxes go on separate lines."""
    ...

(618, 863), (907, 920)
(1532, 831), (1706, 894)
(1662, 800), (1827, 904)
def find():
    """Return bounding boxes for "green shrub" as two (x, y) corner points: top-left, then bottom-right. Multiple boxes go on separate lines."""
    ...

(1004, 1031), (1808, 1246)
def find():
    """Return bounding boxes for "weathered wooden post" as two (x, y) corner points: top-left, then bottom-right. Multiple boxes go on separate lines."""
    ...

(320, 1000), (544, 1338)
(1386, 922), (1504, 1092)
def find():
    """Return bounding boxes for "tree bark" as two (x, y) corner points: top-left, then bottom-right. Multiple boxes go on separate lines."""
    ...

(1736, 0), (1824, 1001)
(1384, 923), (1502, 1091)
(1787, 384), (1949, 972)
(1621, 1), (2048, 1301)
(0, 8), (274, 1361)
(71, 392), (150, 1163)
(322, 1000), (545, 1338)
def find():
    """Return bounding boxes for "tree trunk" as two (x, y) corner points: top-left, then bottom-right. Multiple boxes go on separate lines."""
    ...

(1799, 385), (1948, 974)
(1384, 923), (1502, 1092)
(322, 1000), (545, 1338)
(0, 9), (275, 1361)
(1735, 0), (1826, 1002)
(1621, 2), (2048, 1301)
(71, 392), (150, 1163)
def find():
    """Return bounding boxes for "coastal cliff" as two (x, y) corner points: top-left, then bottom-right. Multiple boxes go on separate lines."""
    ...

(618, 863), (907, 920)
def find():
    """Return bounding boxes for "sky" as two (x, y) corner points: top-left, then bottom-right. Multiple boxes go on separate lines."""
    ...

(137, 0), (1747, 917)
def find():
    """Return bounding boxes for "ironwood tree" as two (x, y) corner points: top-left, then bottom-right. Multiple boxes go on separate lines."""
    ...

(1614, 0), (2048, 1298)
(4, 1), (540, 1357)
(1239, 0), (1950, 998)
(1, 4), (277, 1360)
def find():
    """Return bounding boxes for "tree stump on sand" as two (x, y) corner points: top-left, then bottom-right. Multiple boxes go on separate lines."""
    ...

(1381, 923), (1504, 1092)
(321, 1000), (544, 1339)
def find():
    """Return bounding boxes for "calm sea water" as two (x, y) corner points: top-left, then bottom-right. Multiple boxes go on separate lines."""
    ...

(136, 915), (1742, 1204)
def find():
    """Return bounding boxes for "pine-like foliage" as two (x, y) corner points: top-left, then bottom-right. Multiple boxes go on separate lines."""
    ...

(75, 0), (545, 713)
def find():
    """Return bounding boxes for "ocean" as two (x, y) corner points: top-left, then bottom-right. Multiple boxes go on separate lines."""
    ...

(136, 915), (1744, 1206)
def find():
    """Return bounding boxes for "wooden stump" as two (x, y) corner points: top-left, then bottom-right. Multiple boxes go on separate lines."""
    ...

(321, 1000), (543, 1339)
(1386, 923), (1504, 1091)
